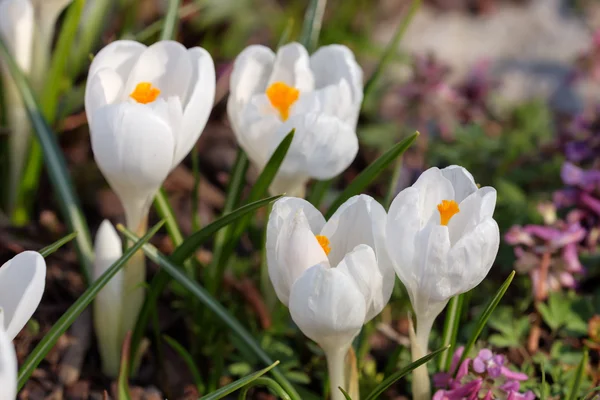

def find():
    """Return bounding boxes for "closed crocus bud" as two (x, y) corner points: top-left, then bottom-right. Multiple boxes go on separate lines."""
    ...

(0, 0), (34, 73)
(0, 325), (17, 400)
(93, 220), (124, 377)
(227, 43), (362, 197)
(0, 251), (46, 340)
(386, 165), (500, 400)
(85, 40), (215, 231)
(267, 195), (393, 400)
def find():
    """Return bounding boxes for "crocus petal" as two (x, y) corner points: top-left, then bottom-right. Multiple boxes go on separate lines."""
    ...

(266, 198), (328, 306)
(411, 167), (455, 226)
(85, 68), (125, 125)
(0, 0), (34, 72)
(289, 264), (366, 351)
(93, 220), (123, 376)
(173, 47), (215, 167)
(440, 165), (478, 203)
(123, 40), (193, 101)
(321, 195), (394, 320)
(272, 112), (358, 180)
(90, 103), (175, 230)
(0, 251), (46, 340)
(446, 218), (500, 298)
(447, 186), (496, 245)
(336, 244), (380, 322)
(387, 187), (421, 294)
(0, 327), (17, 400)
(412, 224), (452, 308)
(310, 45), (363, 125)
(88, 40), (146, 83)
(268, 42), (314, 92)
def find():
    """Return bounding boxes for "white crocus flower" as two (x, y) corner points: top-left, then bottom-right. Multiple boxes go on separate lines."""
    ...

(0, 251), (46, 340)
(85, 39), (215, 351)
(228, 42), (362, 197)
(85, 39), (216, 231)
(0, 324), (17, 400)
(267, 195), (393, 400)
(386, 165), (500, 400)
(93, 220), (124, 377)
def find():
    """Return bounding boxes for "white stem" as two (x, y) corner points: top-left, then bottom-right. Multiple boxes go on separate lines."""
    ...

(325, 346), (348, 400)
(411, 312), (439, 400)
(119, 216), (148, 344)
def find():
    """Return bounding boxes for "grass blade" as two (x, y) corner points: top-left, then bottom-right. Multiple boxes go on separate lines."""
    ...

(163, 335), (204, 392)
(567, 349), (589, 400)
(207, 150), (249, 292)
(129, 195), (280, 365)
(118, 227), (301, 400)
(277, 19), (295, 49)
(364, 345), (449, 400)
(363, 0), (421, 99)
(338, 387), (353, 400)
(117, 332), (133, 400)
(307, 179), (331, 208)
(299, 0), (327, 51)
(453, 271), (516, 376)
(325, 132), (419, 219)
(239, 377), (292, 400)
(0, 37), (94, 284)
(221, 130), (295, 262)
(438, 294), (464, 371)
(153, 188), (185, 246)
(39, 232), (78, 257)
(16, 221), (164, 389)
(160, 0), (181, 41)
(201, 362), (280, 400)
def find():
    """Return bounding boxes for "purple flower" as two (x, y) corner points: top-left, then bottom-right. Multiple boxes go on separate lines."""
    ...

(433, 347), (533, 399)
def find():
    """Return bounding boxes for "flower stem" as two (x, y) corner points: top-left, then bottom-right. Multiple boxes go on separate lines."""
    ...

(120, 216), (148, 344)
(325, 346), (348, 400)
(411, 314), (436, 400)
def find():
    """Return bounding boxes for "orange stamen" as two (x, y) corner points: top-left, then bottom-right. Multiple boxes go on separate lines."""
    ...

(315, 235), (331, 255)
(130, 82), (161, 104)
(437, 200), (460, 226)
(266, 81), (299, 121)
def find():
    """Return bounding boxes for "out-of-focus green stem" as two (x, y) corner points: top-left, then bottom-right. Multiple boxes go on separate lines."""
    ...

(160, 0), (181, 41)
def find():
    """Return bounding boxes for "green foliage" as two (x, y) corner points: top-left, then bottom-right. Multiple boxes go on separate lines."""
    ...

(537, 292), (592, 337)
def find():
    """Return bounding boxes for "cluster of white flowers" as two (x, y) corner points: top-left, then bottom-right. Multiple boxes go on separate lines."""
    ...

(0, 3), (501, 397)
(266, 165), (500, 399)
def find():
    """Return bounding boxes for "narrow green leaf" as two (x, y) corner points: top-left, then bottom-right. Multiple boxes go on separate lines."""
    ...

(134, 3), (198, 43)
(163, 335), (204, 392)
(207, 150), (249, 293)
(160, 0), (181, 41)
(540, 359), (547, 400)
(338, 387), (353, 400)
(383, 159), (402, 210)
(16, 221), (164, 389)
(438, 294), (464, 371)
(307, 179), (331, 208)
(453, 271), (516, 376)
(299, 0), (327, 51)
(365, 345), (449, 400)
(0, 36), (94, 284)
(227, 130), (295, 250)
(363, 0), (421, 99)
(238, 377), (292, 400)
(325, 132), (419, 219)
(14, 0), (87, 225)
(583, 385), (600, 399)
(71, 0), (113, 77)
(277, 19), (295, 49)
(129, 195), (280, 366)
(201, 362), (280, 400)
(117, 332), (133, 400)
(118, 227), (301, 400)
(567, 349), (588, 400)
(39, 232), (78, 257)
(153, 188), (184, 246)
